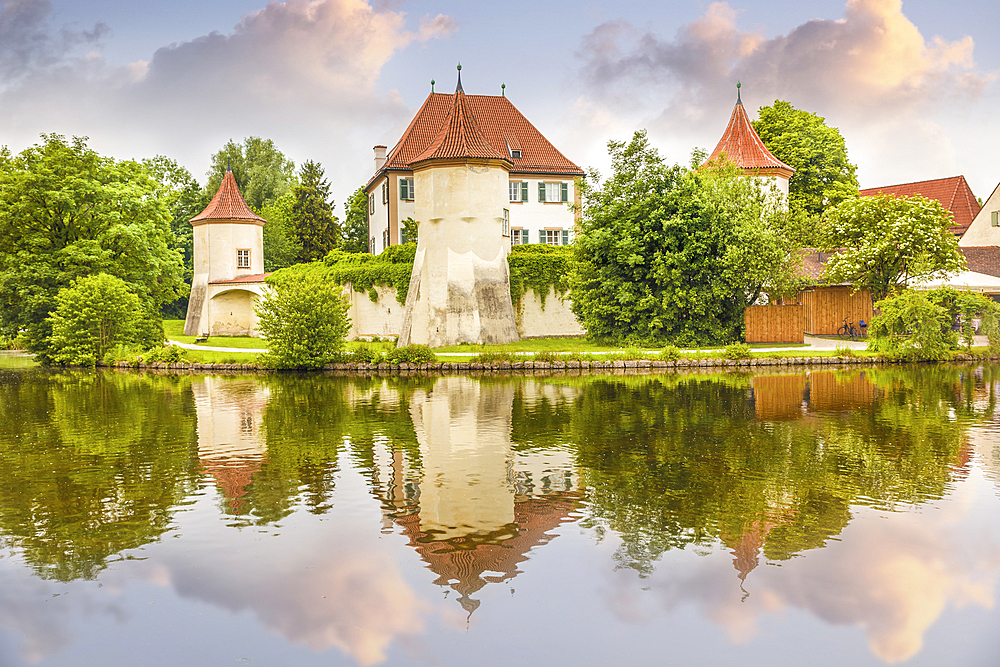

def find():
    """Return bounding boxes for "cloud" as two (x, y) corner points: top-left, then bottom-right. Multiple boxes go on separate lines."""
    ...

(0, 0), (109, 85)
(0, 0), (456, 206)
(571, 0), (997, 191)
(578, 0), (989, 119)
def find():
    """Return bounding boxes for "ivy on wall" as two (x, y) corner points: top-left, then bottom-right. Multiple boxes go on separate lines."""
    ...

(270, 242), (573, 311)
(270, 244), (416, 305)
(507, 244), (572, 311)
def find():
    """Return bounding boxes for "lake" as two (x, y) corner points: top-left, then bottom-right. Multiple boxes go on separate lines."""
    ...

(0, 363), (998, 666)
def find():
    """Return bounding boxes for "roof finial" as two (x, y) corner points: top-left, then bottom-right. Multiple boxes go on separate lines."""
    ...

(431, 79), (435, 93)
(736, 81), (742, 105)
(501, 83), (505, 97)
(456, 62), (463, 93)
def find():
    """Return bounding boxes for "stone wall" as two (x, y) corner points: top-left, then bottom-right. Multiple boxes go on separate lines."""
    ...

(347, 283), (584, 341)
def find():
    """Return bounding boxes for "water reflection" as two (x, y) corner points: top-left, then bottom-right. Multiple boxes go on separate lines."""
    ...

(0, 366), (998, 666)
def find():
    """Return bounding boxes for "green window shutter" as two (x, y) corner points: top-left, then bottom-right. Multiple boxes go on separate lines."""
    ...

(521, 181), (528, 202)
(561, 230), (569, 245)
(523, 229), (530, 245)
(992, 211), (999, 227)
(539, 229), (545, 244)
(399, 180), (406, 199)
(561, 182), (569, 202)
(538, 182), (546, 202)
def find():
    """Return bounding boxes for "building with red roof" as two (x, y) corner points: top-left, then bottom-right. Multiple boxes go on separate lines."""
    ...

(184, 167), (271, 336)
(365, 69), (584, 254)
(705, 83), (794, 199)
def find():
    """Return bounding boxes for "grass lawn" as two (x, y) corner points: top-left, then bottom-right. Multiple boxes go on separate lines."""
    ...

(163, 320), (268, 349)
(434, 337), (808, 355)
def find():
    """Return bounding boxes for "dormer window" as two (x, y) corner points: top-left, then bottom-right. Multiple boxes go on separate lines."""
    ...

(510, 149), (522, 159)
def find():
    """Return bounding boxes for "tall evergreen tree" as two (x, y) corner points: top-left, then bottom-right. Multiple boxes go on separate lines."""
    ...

(292, 160), (340, 262)
(341, 187), (369, 254)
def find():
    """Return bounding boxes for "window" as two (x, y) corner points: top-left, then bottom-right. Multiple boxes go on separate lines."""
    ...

(502, 209), (510, 237)
(992, 211), (999, 227)
(511, 228), (529, 245)
(236, 249), (251, 269)
(539, 229), (568, 246)
(368, 194), (375, 216)
(400, 178), (414, 201)
(509, 181), (529, 202)
(538, 181), (569, 203)
(511, 149), (522, 159)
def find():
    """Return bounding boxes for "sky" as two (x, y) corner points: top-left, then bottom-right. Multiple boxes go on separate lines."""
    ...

(1, 0), (997, 216)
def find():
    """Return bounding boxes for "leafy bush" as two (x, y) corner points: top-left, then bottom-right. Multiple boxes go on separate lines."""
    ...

(723, 343), (752, 360)
(386, 344), (436, 364)
(659, 345), (681, 361)
(256, 275), (351, 369)
(349, 343), (384, 364)
(46, 274), (143, 366)
(867, 290), (953, 361)
(143, 345), (187, 364)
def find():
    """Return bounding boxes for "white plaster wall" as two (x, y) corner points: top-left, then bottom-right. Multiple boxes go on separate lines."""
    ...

(194, 221), (264, 283)
(516, 287), (585, 338)
(368, 176), (390, 254)
(208, 288), (262, 336)
(960, 181), (1000, 246)
(344, 283), (404, 340)
(507, 177), (577, 244)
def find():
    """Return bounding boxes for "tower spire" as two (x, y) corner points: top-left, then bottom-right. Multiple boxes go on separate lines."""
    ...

(456, 63), (463, 93)
(736, 81), (742, 105)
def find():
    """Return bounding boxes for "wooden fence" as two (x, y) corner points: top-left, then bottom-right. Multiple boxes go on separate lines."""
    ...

(801, 287), (873, 335)
(745, 304), (804, 343)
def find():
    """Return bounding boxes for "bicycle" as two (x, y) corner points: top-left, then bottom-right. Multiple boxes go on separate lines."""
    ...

(837, 318), (863, 340)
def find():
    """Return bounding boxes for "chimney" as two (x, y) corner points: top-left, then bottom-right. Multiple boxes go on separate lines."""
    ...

(374, 145), (387, 172)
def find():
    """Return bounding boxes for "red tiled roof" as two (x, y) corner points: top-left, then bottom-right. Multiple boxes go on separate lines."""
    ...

(191, 170), (265, 223)
(706, 99), (794, 175)
(859, 176), (980, 236)
(411, 88), (509, 164)
(370, 90), (584, 188)
(209, 273), (270, 285)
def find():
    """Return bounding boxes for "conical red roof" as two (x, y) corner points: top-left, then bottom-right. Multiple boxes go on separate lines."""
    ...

(410, 88), (509, 165)
(191, 170), (265, 223)
(707, 95), (794, 176)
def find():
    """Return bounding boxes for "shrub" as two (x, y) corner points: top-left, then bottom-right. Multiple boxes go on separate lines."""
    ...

(867, 290), (954, 362)
(46, 274), (143, 366)
(349, 343), (384, 364)
(834, 344), (856, 358)
(143, 345), (187, 364)
(723, 343), (752, 360)
(386, 344), (436, 364)
(256, 275), (351, 369)
(659, 345), (681, 361)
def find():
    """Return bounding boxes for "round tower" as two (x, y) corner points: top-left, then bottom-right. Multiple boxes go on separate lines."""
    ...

(397, 67), (520, 347)
(184, 167), (267, 336)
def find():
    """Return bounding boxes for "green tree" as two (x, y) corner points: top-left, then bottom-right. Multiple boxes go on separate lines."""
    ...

(752, 100), (859, 217)
(256, 275), (350, 369)
(341, 187), (369, 254)
(206, 137), (296, 211)
(822, 195), (966, 303)
(572, 131), (798, 345)
(257, 193), (303, 271)
(142, 155), (206, 318)
(47, 274), (142, 366)
(0, 135), (184, 362)
(292, 160), (340, 261)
